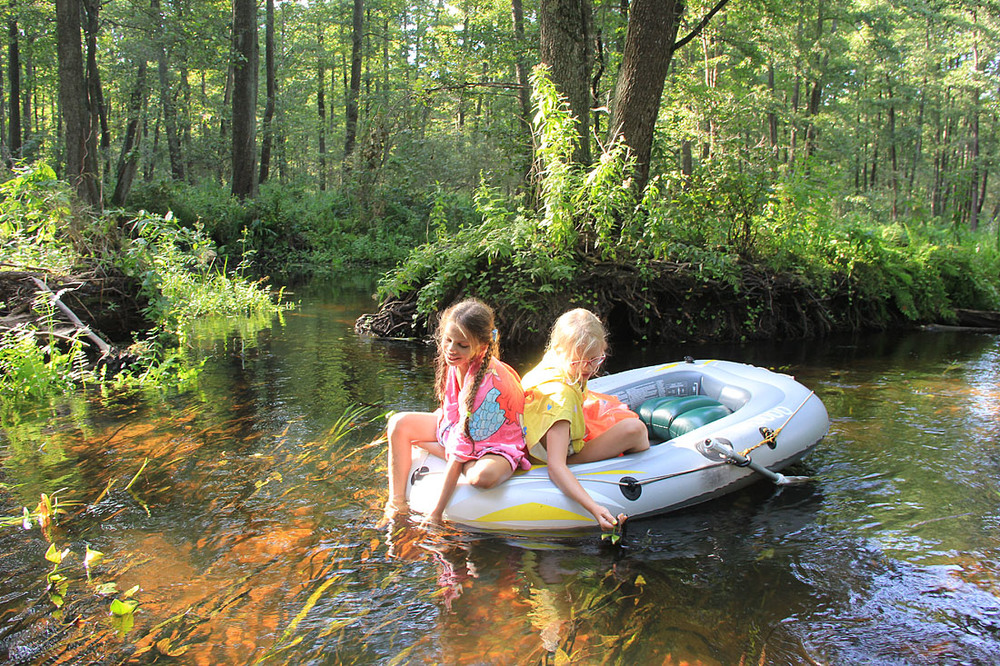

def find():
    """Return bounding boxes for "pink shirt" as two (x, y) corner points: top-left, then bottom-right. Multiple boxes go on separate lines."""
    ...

(436, 358), (529, 471)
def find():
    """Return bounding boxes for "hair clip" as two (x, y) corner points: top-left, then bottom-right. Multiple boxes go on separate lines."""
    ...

(491, 328), (498, 342)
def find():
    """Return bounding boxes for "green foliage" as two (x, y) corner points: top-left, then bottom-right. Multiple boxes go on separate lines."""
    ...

(0, 163), (77, 272)
(0, 163), (291, 412)
(117, 210), (289, 334)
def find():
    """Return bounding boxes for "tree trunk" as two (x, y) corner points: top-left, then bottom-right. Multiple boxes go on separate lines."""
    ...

(83, 0), (110, 177)
(7, 13), (20, 158)
(510, 0), (532, 129)
(539, 0), (594, 165)
(111, 60), (147, 206)
(231, 0), (258, 199)
(607, 0), (683, 191)
(258, 0), (276, 185)
(55, 0), (101, 208)
(317, 27), (327, 192)
(151, 0), (184, 181)
(344, 0), (363, 164)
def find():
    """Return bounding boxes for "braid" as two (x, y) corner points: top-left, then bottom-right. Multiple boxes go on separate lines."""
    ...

(462, 338), (499, 441)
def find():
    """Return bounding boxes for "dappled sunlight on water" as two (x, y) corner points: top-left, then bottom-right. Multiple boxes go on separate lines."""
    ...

(2, 281), (1000, 664)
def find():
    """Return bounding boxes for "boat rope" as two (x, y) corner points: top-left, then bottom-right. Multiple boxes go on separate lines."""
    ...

(739, 390), (815, 458)
(584, 460), (729, 487)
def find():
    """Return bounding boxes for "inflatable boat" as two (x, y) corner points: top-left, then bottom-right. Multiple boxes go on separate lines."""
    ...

(405, 358), (830, 531)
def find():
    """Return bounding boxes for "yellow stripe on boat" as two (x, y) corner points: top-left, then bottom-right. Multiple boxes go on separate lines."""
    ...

(476, 503), (591, 523)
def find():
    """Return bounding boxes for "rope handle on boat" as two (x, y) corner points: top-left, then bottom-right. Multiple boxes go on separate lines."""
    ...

(739, 390), (815, 458)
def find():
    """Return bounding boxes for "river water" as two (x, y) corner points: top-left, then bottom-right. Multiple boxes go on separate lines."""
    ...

(1, 277), (999, 664)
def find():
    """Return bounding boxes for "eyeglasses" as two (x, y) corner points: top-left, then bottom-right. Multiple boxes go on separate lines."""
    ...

(570, 354), (606, 368)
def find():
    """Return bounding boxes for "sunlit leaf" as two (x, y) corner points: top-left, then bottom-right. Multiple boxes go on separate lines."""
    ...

(21, 507), (31, 530)
(45, 543), (68, 565)
(110, 598), (138, 616)
(635, 574), (646, 586)
(111, 611), (135, 637)
(94, 582), (118, 596)
(84, 545), (104, 569)
(123, 585), (140, 598)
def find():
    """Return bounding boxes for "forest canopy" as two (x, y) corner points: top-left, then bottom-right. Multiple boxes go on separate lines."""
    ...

(1, 0), (999, 344)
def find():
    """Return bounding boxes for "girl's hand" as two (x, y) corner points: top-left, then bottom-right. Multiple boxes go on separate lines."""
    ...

(592, 506), (627, 531)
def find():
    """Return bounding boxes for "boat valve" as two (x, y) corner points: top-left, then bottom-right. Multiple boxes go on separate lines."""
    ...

(618, 476), (641, 501)
(410, 465), (430, 485)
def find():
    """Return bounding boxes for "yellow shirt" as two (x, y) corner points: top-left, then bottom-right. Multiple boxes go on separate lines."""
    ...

(521, 352), (586, 461)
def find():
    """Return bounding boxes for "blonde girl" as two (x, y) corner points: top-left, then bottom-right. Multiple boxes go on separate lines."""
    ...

(386, 299), (528, 521)
(522, 309), (649, 529)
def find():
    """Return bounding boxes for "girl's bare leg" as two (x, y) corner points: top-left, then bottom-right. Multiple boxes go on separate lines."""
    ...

(386, 412), (441, 513)
(569, 418), (649, 464)
(463, 454), (515, 489)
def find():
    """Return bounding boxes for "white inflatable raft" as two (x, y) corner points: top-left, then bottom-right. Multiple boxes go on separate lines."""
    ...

(405, 358), (830, 531)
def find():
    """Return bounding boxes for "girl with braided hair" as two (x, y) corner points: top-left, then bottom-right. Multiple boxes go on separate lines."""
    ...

(385, 299), (528, 522)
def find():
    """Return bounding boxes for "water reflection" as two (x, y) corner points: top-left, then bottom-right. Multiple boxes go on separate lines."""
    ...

(1, 281), (1000, 664)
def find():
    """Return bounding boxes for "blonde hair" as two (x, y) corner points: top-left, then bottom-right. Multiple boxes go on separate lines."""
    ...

(434, 298), (500, 440)
(545, 308), (607, 385)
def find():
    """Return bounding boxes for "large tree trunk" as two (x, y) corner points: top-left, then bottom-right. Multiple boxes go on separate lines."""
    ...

(55, 0), (101, 208)
(539, 0), (593, 165)
(231, 0), (258, 199)
(344, 0), (363, 164)
(111, 60), (147, 206)
(607, 0), (684, 191)
(7, 12), (20, 158)
(258, 0), (276, 185)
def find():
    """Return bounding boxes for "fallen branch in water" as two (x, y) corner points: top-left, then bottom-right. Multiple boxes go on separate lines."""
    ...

(31, 277), (113, 355)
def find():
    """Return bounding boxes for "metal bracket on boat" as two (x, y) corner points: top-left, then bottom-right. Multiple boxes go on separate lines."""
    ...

(618, 476), (642, 501)
(410, 466), (430, 485)
(698, 438), (810, 486)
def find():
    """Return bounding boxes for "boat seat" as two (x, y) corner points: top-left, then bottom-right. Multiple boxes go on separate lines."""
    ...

(638, 395), (732, 441)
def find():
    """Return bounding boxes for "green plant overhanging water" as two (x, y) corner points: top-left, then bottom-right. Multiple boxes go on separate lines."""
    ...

(0, 163), (292, 411)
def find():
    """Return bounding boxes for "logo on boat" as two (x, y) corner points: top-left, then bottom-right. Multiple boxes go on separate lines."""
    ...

(753, 405), (793, 427)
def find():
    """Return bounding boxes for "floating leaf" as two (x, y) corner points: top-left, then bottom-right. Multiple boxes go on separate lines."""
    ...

(111, 611), (135, 637)
(84, 545), (104, 570)
(94, 582), (118, 596)
(110, 598), (138, 616)
(123, 585), (140, 598)
(45, 543), (70, 565)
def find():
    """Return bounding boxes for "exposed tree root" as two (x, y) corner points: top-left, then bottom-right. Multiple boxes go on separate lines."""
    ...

(354, 258), (925, 350)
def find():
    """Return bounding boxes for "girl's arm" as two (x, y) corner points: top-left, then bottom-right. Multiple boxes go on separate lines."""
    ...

(428, 456), (465, 522)
(542, 421), (623, 530)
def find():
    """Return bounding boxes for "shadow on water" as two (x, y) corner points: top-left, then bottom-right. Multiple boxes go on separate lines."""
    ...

(2, 277), (1000, 664)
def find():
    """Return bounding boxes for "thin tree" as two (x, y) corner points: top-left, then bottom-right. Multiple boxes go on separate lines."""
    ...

(258, 0), (276, 184)
(111, 59), (148, 206)
(151, 0), (184, 181)
(7, 5), (20, 159)
(344, 0), (362, 165)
